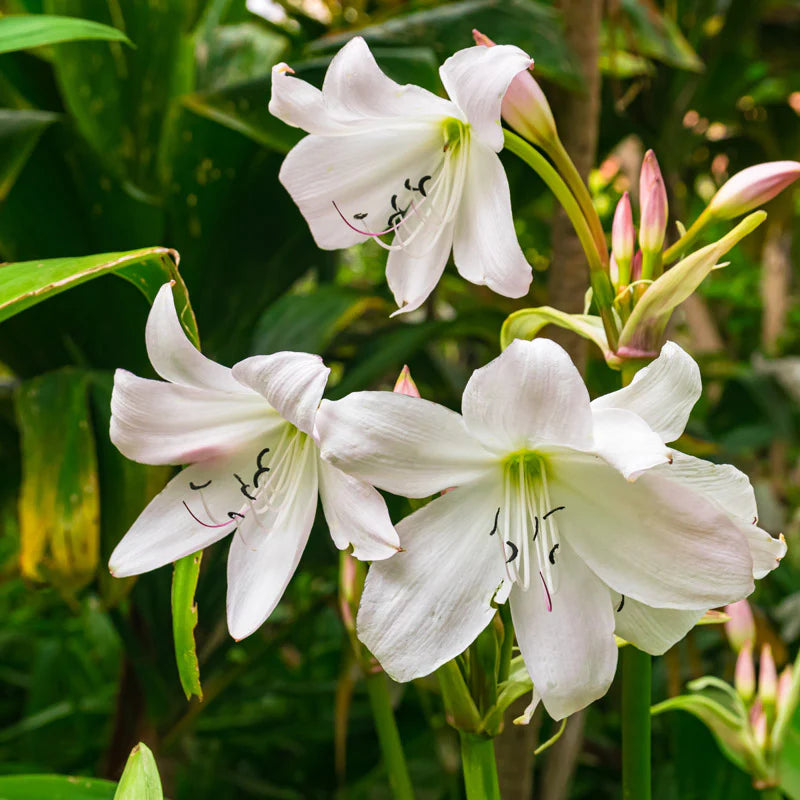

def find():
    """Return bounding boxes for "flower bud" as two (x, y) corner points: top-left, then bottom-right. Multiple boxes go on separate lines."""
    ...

(472, 29), (556, 148)
(639, 150), (668, 254)
(735, 641), (756, 703)
(751, 701), (768, 750)
(759, 643), (778, 710)
(777, 665), (793, 714)
(708, 161), (800, 220)
(393, 364), (420, 398)
(724, 599), (756, 652)
(612, 192), (634, 284)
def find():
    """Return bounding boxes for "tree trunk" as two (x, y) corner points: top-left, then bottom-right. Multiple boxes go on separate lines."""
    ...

(546, 0), (604, 374)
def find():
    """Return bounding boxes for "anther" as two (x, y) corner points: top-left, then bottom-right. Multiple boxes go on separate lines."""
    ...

(489, 507), (500, 536)
(548, 543), (559, 564)
(189, 480), (211, 490)
(505, 540), (519, 563)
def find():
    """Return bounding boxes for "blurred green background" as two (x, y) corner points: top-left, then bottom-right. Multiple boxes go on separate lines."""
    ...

(0, 0), (799, 797)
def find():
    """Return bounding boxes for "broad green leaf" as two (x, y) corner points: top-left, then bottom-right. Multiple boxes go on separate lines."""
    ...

(0, 14), (131, 54)
(172, 551), (203, 701)
(779, 722), (800, 800)
(0, 247), (196, 339)
(16, 369), (99, 591)
(0, 108), (59, 201)
(0, 774), (116, 799)
(618, 212), (767, 353)
(500, 305), (618, 365)
(250, 286), (385, 355)
(113, 743), (163, 800)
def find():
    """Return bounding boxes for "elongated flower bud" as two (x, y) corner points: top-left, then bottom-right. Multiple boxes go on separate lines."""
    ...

(708, 161), (800, 220)
(472, 29), (556, 148)
(751, 701), (768, 750)
(777, 665), (793, 714)
(612, 192), (634, 284)
(639, 150), (668, 254)
(759, 643), (778, 709)
(393, 365), (420, 398)
(735, 641), (756, 703)
(724, 599), (756, 652)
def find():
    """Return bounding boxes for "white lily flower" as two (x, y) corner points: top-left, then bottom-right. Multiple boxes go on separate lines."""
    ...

(316, 339), (785, 719)
(108, 284), (400, 640)
(270, 37), (534, 315)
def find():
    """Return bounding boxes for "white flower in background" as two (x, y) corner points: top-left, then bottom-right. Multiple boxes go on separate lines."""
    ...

(316, 339), (785, 719)
(270, 37), (534, 315)
(108, 284), (399, 640)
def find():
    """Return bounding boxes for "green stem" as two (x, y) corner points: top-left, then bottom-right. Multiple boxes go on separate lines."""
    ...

(760, 789), (783, 800)
(498, 603), (514, 685)
(662, 209), (712, 264)
(622, 645), (652, 800)
(364, 671), (416, 800)
(549, 136), (608, 264)
(459, 732), (501, 800)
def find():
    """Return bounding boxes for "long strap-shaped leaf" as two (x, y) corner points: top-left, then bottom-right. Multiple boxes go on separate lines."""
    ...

(0, 14), (132, 55)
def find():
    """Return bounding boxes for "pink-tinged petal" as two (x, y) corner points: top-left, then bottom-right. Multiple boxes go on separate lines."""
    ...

(318, 458), (400, 561)
(226, 439), (319, 639)
(510, 541), (617, 720)
(356, 475), (507, 682)
(461, 338), (593, 453)
(639, 149), (667, 253)
(614, 596), (704, 655)
(439, 44), (533, 152)
(110, 369), (281, 465)
(552, 459), (754, 609)
(452, 141), (532, 299)
(146, 283), (245, 393)
(393, 365), (420, 397)
(232, 352), (329, 436)
(316, 392), (493, 498)
(590, 408), (671, 479)
(708, 161), (800, 220)
(612, 192), (635, 266)
(109, 447), (267, 576)
(592, 341), (701, 443)
(278, 124), (444, 251)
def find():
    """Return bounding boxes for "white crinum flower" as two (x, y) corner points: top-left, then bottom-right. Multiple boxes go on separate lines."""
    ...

(270, 37), (534, 315)
(108, 284), (399, 640)
(316, 339), (786, 719)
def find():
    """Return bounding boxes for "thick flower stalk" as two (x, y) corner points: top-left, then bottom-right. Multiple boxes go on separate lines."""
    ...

(317, 338), (784, 719)
(270, 37), (534, 314)
(108, 284), (399, 639)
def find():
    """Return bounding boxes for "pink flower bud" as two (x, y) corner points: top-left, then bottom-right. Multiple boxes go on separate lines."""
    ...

(630, 249), (643, 282)
(638, 150), (668, 253)
(612, 192), (635, 266)
(751, 701), (768, 750)
(777, 665), (793, 713)
(724, 599), (756, 652)
(472, 29), (556, 148)
(609, 254), (619, 286)
(708, 161), (800, 220)
(759, 643), (778, 709)
(735, 641), (756, 703)
(393, 365), (420, 398)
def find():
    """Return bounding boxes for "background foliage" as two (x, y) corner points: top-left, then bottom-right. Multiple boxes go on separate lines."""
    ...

(0, 0), (799, 797)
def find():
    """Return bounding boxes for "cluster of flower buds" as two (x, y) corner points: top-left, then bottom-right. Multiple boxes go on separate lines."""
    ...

(654, 599), (799, 792)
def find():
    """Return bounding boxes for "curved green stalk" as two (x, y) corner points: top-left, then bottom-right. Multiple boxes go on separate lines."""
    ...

(364, 672), (416, 800)
(662, 209), (712, 264)
(459, 732), (501, 800)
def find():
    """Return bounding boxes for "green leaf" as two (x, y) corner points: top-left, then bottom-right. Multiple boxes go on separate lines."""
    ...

(0, 247), (196, 341)
(113, 743), (163, 800)
(618, 212), (767, 353)
(0, 774), (116, 799)
(500, 305), (618, 365)
(0, 14), (131, 54)
(0, 108), (59, 201)
(171, 551), (203, 701)
(16, 368), (99, 592)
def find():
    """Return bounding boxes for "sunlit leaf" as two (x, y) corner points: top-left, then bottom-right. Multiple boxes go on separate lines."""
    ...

(0, 14), (131, 54)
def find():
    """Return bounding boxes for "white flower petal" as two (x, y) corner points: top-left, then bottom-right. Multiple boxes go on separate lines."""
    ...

(269, 65), (347, 135)
(451, 141), (531, 299)
(386, 218), (455, 315)
(318, 457), (400, 561)
(652, 453), (786, 579)
(439, 44), (533, 151)
(510, 541), (617, 720)
(110, 369), (280, 465)
(279, 124), (444, 251)
(552, 459), (755, 609)
(356, 475), (507, 682)
(591, 341), (700, 443)
(109, 449), (261, 576)
(226, 439), (319, 639)
(614, 597), (705, 656)
(317, 392), (493, 497)
(322, 36), (455, 122)
(232, 352), (329, 436)
(146, 283), (246, 393)
(461, 338), (594, 452)
(591, 408), (671, 480)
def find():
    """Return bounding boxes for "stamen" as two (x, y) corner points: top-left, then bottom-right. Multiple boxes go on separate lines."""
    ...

(183, 501), (236, 529)
(505, 540), (519, 563)
(617, 595), (626, 612)
(548, 543), (559, 565)
(539, 571), (553, 612)
(189, 480), (211, 490)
